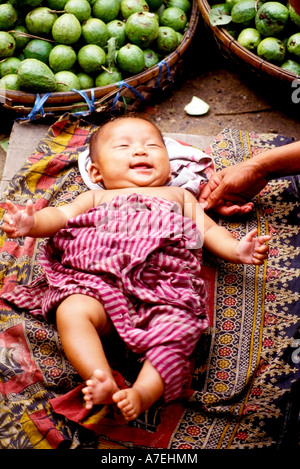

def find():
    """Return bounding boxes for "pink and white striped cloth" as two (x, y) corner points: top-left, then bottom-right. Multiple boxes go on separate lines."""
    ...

(2, 194), (209, 402)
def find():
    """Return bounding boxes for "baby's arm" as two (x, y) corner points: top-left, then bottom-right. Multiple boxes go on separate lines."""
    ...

(204, 222), (270, 264)
(2, 191), (96, 238)
(2, 200), (68, 238)
(184, 189), (271, 265)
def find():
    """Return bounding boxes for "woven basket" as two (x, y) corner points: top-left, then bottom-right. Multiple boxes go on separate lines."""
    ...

(0, 0), (199, 121)
(197, 0), (298, 84)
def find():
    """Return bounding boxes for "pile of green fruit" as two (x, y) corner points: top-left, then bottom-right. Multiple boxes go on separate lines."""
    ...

(209, 0), (300, 75)
(0, 0), (191, 93)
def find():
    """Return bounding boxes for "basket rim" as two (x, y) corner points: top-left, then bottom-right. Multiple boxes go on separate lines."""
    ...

(0, 0), (199, 106)
(197, 0), (299, 83)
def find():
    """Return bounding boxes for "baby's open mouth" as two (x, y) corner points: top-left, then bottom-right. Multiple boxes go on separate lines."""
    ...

(130, 162), (152, 169)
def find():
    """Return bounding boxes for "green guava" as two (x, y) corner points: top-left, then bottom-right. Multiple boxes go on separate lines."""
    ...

(52, 13), (82, 44)
(257, 36), (286, 62)
(17, 58), (57, 92)
(125, 12), (159, 48)
(0, 32), (16, 59)
(120, 0), (149, 19)
(211, 3), (232, 16)
(24, 39), (53, 64)
(166, 0), (190, 13)
(55, 70), (80, 91)
(0, 2), (17, 30)
(77, 72), (94, 89)
(49, 44), (77, 72)
(231, 0), (256, 24)
(77, 44), (106, 73)
(64, 0), (92, 23)
(25, 7), (57, 35)
(117, 43), (145, 74)
(281, 59), (300, 75)
(143, 48), (159, 68)
(106, 20), (127, 48)
(0, 73), (21, 90)
(287, 32), (300, 58)
(237, 27), (261, 50)
(92, 0), (120, 22)
(159, 6), (187, 31)
(0, 57), (21, 77)
(147, 0), (165, 9)
(47, 0), (68, 8)
(156, 26), (178, 53)
(22, 0), (44, 7)
(289, 5), (300, 27)
(11, 26), (30, 50)
(255, 2), (289, 37)
(95, 67), (122, 86)
(81, 18), (109, 47)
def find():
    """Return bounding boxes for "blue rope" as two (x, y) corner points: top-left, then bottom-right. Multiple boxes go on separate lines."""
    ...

(111, 80), (145, 111)
(15, 92), (52, 121)
(72, 88), (96, 116)
(15, 60), (172, 122)
(15, 88), (97, 121)
(155, 59), (173, 88)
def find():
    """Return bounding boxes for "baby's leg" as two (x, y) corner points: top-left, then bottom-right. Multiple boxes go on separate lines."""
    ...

(56, 294), (119, 409)
(113, 359), (164, 421)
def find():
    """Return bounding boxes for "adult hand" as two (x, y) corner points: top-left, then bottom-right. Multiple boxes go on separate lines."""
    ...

(199, 160), (269, 211)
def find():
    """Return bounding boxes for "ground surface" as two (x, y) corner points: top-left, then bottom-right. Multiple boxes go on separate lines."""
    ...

(136, 17), (300, 139)
(1, 14), (300, 182)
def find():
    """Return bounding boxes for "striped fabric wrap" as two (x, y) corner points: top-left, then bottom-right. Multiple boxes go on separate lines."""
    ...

(3, 193), (209, 402)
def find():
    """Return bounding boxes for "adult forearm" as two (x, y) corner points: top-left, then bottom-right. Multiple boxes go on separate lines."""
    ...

(253, 140), (300, 181)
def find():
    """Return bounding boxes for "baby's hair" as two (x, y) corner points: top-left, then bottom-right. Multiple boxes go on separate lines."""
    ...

(89, 116), (165, 162)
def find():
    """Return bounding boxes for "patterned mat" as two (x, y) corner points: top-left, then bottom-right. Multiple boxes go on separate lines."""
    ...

(0, 115), (299, 449)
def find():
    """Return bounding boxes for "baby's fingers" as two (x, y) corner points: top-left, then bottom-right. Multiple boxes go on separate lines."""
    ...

(244, 228), (258, 241)
(5, 200), (19, 214)
(252, 251), (269, 264)
(256, 234), (272, 246)
(3, 212), (13, 225)
(25, 199), (35, 216)
(252, 236), (272, 264)
(1, 221), (18, 237)
(254, 248), (269, 259)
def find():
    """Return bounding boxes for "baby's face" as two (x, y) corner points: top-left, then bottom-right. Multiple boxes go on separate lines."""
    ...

(89, 118), (171, 189)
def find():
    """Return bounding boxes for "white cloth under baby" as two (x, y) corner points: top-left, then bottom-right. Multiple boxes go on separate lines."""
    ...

(78, 137), (214, 198)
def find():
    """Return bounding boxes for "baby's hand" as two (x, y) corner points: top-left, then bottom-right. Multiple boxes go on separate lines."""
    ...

(2, 200), (35, 238)
(211, 201), (254, 217)
(236, 228), (271, 265)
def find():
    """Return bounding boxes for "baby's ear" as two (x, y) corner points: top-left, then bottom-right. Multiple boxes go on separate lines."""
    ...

(88, 163), (103, 183)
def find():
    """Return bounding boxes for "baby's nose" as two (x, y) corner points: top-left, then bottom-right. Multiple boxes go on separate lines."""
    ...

(133, 145), (148, 155)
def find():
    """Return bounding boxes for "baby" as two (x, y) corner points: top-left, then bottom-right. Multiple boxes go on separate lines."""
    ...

(1, 117), (271, 422)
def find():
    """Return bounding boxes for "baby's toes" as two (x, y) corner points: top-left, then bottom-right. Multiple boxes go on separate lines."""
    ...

(112, 390), (127, 406)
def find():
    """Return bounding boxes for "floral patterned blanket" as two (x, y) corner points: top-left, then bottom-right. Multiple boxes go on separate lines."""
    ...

(0, 114), (299, 449)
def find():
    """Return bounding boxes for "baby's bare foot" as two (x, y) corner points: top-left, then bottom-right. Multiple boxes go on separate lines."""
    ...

(82, 369), (119, 410)
(113, 388), (144, 421)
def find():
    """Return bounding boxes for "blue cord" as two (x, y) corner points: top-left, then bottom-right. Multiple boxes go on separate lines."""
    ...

(72, 88), (96, 116)
(111, 80), (145, 111)
(155, 59), (173, 88)
(15, 92), (51, 121)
